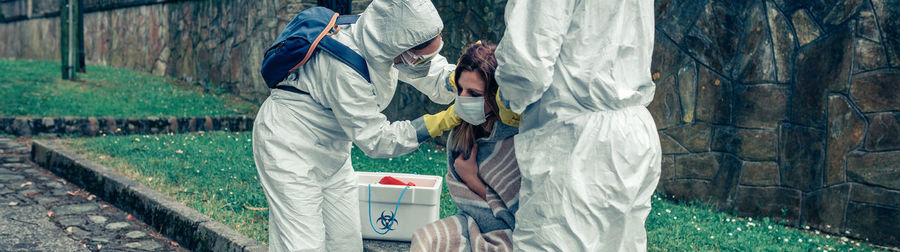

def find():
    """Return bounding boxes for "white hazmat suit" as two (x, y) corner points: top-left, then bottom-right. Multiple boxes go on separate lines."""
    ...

(494, 0), (662, 251)
(252, 0), (455, 250)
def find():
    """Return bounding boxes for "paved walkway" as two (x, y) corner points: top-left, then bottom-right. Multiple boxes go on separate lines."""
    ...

(0, 136), (186, 251)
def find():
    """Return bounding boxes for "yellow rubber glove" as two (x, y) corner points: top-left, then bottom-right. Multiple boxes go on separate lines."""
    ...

(423, 104), (462, 137)
(496, 91), (520, 127)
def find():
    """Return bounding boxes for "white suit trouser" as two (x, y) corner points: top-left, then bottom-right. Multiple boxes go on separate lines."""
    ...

(253, 97), (363, 252)
(512, 106), (662, 251)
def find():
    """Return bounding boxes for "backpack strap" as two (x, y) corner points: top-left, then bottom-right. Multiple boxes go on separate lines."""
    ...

(319, 38), (371, 83)
(289, 12), (341, 73)
(335, 15), (359, 25)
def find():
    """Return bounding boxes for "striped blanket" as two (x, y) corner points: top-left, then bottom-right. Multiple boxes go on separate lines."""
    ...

(411, 122), (519, 252)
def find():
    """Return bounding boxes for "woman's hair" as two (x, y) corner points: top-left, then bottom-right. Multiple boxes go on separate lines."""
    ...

(449, 42), (500, 156)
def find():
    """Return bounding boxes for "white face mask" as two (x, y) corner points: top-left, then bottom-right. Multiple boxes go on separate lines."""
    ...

(454, 96), (487, 125)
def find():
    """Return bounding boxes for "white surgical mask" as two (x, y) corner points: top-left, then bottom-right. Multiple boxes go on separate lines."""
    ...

(394, 60), (432, 79)
(454, 96), (487, 125)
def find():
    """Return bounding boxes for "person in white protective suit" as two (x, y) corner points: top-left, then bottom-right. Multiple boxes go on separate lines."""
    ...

(251, 0), (460, 250)
(493, 0), (661, 251)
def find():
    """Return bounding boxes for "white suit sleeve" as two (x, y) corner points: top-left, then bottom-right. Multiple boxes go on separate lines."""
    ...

(494, 0), (574, 114)
(398, 55), (458, 105)
(324, 71), (430, 159)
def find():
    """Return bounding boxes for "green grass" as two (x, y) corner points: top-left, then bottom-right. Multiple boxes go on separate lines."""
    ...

(0, 59), (257, 117)
(65, 132), (454, 244)
(65, 132), (887, 250)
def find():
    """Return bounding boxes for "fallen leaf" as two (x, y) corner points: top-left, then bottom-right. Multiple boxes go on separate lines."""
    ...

(20, 181), (33, 188)
(25, 192), (40, 196)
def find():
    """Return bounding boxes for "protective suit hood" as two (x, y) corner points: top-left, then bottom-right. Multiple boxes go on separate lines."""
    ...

(353, 0), (444, 68)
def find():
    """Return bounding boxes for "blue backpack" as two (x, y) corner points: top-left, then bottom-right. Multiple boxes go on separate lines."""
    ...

(260, 7), (371, 88)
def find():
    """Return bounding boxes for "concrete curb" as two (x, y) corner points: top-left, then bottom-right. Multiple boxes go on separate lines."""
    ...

(31, 139), (266, 252)
(1, 115), (254, 137)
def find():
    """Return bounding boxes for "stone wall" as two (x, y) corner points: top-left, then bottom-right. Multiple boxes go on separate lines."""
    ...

(650, 0), (900, 246)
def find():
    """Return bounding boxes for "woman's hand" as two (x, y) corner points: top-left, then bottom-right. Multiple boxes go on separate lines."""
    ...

(454, 144), (487, 199)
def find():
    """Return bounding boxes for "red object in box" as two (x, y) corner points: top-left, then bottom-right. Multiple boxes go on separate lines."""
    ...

(379, 176), (416, 186)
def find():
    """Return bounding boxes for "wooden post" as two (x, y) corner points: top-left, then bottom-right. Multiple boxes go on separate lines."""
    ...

(59, 0), (73, 80)
(76, 0), (85, 73)
(60, 0), (82, 79)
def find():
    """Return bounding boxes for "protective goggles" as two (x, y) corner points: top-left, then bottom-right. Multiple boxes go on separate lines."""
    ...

(399, 40), (443, 66)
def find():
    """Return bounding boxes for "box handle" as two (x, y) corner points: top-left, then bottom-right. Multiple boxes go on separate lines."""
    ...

(367, 184), (410, 235)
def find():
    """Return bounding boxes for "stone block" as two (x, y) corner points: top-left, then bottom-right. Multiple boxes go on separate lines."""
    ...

(662, 179), (711, 202)
(659, 133), (688, 155)
(873, 0), (900, 67)
(779, 124), (825, 191)
(707, 154), (742, 208)
(658, 156), (676, 193)
(675, 152), (719, 180)
(12, 118), (31, 136)
(866, 112), (900, 151)
(844, 202), (900, 246)
(678, 61), (697, 123)
(683, 1), (742, 75)
(792, 23), (853, 127)
(826, 95), (865, 186)
(655, 0), (709, 43)
(651, 30), (689, 82)
(739, 161), (780, 186)
(801, 184), (850, 233)
(846, 151), (900, 189)
(195, 221), (260, 252)
(363, 240), (411, 252)
(857, 7), (882, 42)
(126, 118), (142, 133)
(855, 38), (887, 72)
(178, 117), (193, 133)
(734, 186), (801, 225)
(85, 117), (99, 136)
(851, 183), (900, 209)
(822, 0), (863, 25)
(648, 75), (683, 130)
(766, 1), (795, 83)
(664, 123), (711, 153)
(731, 2), (776, 83)
(733, 84), (787, 129)
(695, 66), (731, 124)
(850, 70), (900, 112)
(0, 118), (11, 135)
(792, 9), (821, 47)
(711, 127), (777, 161)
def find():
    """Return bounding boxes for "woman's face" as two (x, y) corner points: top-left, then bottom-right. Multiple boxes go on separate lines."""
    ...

(457, 71), (492, 114)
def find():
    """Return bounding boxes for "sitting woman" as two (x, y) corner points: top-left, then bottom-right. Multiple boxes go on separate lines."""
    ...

(411, 42), (520, 251)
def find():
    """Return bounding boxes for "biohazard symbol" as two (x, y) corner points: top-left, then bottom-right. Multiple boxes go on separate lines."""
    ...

(376, 210), (399, 231)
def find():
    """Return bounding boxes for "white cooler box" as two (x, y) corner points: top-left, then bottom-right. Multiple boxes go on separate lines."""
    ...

(357, 172), (442, 241)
